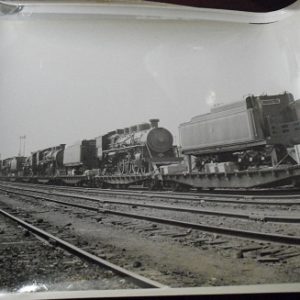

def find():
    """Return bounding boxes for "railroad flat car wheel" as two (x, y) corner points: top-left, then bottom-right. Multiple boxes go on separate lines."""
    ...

(148, 181), (158, 191)
(94, 178), (102, 188)
(171, 182), (180, 192)
(181, 185), (191, 192)
(172, 183), (190, 192)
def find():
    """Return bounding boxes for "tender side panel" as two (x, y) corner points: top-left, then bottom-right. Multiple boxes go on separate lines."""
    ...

(179, 105), (263, 155)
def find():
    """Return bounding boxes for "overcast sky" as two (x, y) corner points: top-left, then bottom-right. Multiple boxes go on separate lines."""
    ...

(1, 9), (300, 158)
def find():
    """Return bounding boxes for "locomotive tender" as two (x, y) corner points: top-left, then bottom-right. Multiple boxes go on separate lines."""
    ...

(179, 92), (300, 173)
(63, 140), (98, 175)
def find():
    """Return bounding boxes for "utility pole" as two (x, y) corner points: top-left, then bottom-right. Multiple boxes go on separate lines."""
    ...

(18, 137), (21, 156)
(23, 135), (26, 156)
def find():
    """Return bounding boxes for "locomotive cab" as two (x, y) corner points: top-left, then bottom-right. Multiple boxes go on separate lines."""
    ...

(246, 93), (300, 146)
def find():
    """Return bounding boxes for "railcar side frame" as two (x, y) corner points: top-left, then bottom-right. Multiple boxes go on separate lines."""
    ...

(163, 165), (300, 189)
(2, 164), (300, 189)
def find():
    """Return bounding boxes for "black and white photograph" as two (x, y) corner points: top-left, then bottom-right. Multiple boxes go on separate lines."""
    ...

(0, 0), (300, 299)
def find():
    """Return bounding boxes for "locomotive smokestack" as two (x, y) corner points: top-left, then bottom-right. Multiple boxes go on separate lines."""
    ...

(150, 119), (159, 128)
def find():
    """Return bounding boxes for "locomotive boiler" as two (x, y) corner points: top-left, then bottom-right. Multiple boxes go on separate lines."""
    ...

(179, 92), (300, 172)
(96, 119), (180, 175)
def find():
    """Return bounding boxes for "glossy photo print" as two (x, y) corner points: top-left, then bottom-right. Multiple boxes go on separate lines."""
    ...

(0, 1), (300, 299)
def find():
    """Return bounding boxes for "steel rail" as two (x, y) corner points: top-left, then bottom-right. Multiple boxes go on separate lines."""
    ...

(2, 187), (300, 246)
(0, 207), (165, 289)
(3, 179), (300, 199)
(1, 185), (300, 223)
(52, 187), (300, 206)
(69, 188), (300, 201)
(2, 182), (300, 206)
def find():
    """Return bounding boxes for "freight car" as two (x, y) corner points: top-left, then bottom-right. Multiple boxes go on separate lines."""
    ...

(179, 92), (300, 173)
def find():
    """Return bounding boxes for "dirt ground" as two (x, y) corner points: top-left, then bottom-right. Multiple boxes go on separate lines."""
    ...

(1, 192), (300, 289)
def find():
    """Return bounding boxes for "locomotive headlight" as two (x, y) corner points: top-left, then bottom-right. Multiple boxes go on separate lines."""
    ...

(261, 157), (265, 161)
(249, 157), (253, 162)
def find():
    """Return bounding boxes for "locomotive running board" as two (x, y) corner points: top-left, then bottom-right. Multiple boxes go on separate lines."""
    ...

(162, 165), (300, 189)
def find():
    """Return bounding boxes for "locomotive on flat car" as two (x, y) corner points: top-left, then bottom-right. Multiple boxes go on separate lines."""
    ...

(62, 119), (180, 176)
(179, 92), (300, 173)
(0, 156), (26, 177)
(30, 144), (66, 176)
(2, 94), (300, 189)
(18, 144), (66, 177)
(96, 119), (179, 175)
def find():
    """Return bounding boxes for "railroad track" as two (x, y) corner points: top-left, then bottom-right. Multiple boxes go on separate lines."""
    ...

(1, 184), (300, 246)
(0, 184), (299, 223)
(2, 181), (300, 206)
(2, 178), (300, 197)
(0, 206), (165, 290)
(3, 179), (300, 198)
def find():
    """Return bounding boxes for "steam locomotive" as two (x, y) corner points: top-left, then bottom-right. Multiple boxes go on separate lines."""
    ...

(28, 144), (66, 176)
(179, 92), (300, 173)
(63, 118), (180, 176)
(96, 119), (178, 175)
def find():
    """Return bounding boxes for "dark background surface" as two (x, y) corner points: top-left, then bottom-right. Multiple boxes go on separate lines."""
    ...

(147, 0), (297, 12)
